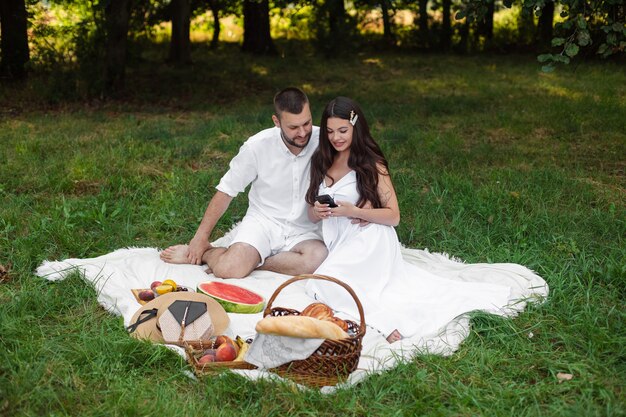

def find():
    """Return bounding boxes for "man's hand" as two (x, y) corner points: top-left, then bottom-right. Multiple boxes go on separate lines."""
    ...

(187, 235), (212, 265)
(351, 217), (371, 227)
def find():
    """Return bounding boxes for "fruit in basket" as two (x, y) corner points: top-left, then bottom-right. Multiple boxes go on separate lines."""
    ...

(198, 349), (217, 364)
(214, 335), (233, 347)
(155, 284), (174, 295)
(150, 281), (162, 290)
(197, 281), (265, 314)
(162, 279), (177, 291)
(234, 337), (249, 362)
(138, 290), (155, 302)
(216, 340), (239, 362)
(301, 302), (333, 320)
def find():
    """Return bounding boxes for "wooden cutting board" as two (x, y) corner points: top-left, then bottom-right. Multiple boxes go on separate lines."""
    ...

(131, 288), (151, 305)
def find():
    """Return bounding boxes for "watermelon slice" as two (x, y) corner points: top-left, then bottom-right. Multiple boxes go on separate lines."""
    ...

(197, 281), (265, 314)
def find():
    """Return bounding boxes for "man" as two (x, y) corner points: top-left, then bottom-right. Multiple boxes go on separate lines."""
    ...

(160, 87), (328, 278)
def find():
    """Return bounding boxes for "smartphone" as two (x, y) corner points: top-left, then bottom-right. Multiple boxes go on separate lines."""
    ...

(315, 194), (338, 208)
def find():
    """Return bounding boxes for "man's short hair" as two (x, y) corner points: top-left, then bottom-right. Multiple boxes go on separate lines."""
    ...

(274, 87), (309, 117)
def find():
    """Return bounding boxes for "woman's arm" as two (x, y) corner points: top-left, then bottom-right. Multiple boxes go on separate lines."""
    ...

(333, 164), (401, 226)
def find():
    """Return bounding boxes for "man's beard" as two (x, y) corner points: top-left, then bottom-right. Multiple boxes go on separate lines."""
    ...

(280, 128), (311, 149)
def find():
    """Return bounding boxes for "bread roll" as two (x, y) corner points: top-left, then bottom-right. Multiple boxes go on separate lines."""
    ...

(255, 315), (349, 340)
(301, 302), (333, 320)
(324, 316), (349, 332)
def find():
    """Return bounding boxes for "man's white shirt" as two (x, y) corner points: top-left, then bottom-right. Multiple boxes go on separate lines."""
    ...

(216, 126), (321, 238)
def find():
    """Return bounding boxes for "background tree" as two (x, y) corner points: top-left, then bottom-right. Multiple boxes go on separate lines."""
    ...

(537, 0), (555, 48)
(478, 0), (495, 48)
(314, 0), (356, 55)
(417, 0), (429, 47)
(103, 0), (131, 95)
(441, 0), (452, 50)
(199, 0), (240, 50)
(207, 0), (221, 49)
(458, 0), (625, 69)
(353, 0), (396, 45)
(0, 0), (30, 79)
(517, 3), (535, 48)
(242, 0), (276, 54)
(13, 0), (625, 102)
(380, 0), (395, 44)
(168, 0), (192, 63)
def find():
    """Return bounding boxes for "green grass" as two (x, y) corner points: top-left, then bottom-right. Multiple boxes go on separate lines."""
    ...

(1, 44), (625, 416)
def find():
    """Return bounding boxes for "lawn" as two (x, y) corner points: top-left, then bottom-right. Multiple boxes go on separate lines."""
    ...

(1, 45), (624, 416)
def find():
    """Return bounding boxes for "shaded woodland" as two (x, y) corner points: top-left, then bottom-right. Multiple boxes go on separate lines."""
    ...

(0, 0), (624, 98)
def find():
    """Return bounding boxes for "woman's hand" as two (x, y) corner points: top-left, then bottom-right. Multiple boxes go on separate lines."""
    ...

(329, 200), (358, 218)
(312, 200), (332, 221)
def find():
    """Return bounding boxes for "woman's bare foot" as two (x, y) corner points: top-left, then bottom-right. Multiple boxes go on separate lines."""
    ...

(160, 244), (191, 264)
(386, 329), (403, 344)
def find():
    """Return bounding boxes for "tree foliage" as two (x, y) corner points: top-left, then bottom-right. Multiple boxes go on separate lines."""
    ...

(459, 0), (625, 70)
(4, 0), (623, 96)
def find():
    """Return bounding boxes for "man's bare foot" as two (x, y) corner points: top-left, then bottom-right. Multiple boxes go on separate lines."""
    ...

(160, 244), (191, 264)
(386, 329), (403, 344)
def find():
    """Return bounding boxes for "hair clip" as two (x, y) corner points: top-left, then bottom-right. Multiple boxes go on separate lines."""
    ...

(349, 110), (358, 126)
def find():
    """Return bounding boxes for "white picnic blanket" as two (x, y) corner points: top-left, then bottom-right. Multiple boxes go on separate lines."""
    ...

(35, 233), (548, 391)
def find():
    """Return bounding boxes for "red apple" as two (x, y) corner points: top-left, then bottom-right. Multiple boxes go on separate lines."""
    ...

(150, 281), (162, 290)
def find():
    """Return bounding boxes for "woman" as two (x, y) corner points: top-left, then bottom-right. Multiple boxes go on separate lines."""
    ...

(305, 97), (512, 343)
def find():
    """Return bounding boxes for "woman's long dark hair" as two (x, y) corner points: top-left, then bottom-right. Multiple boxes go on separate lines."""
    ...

(306, 97), (389, 209)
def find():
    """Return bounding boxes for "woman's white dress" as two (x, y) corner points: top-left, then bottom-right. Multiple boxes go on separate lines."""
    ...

(307, 171), (514, 338)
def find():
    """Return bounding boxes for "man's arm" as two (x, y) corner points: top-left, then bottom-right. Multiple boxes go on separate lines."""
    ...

(187, 190), (233, 265)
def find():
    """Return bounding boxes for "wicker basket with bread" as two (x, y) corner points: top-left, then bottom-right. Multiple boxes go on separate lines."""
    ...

(259, 274), (366, 387)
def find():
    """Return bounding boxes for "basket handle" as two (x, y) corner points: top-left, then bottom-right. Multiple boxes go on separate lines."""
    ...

(263, 273), (366, 336)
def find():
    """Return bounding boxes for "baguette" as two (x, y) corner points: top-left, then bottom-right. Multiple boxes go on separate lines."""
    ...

(255, 315), (350, 340)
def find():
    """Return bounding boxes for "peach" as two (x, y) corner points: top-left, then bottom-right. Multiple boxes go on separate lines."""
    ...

(214, 335), (233, 348)
(138, 290), (155, 301)
(198, 353), (216, 365)
(215, 341), (239, 362)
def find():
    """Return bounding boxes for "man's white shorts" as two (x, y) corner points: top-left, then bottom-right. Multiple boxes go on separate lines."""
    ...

(228, 213), (321, 264)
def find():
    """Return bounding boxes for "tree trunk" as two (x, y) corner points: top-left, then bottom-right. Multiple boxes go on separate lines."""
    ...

(103, 0), (131, 96)
(418, 0), (428, 46)
(327, 0), (347, 38)
(168, 0), (192, 63)
(537, 1), (555, 48)
(480, 0), (495, 47)
(0, 0), (30, 79)
(458, 17), (470, 53)
(380, 0), (394, 44)
(242, 0), (276, 54)
(517, 6), (535, 47)
(315, 0), (352, 56)
(208, 0), (220, 50)
(441, 0), (452, 50)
